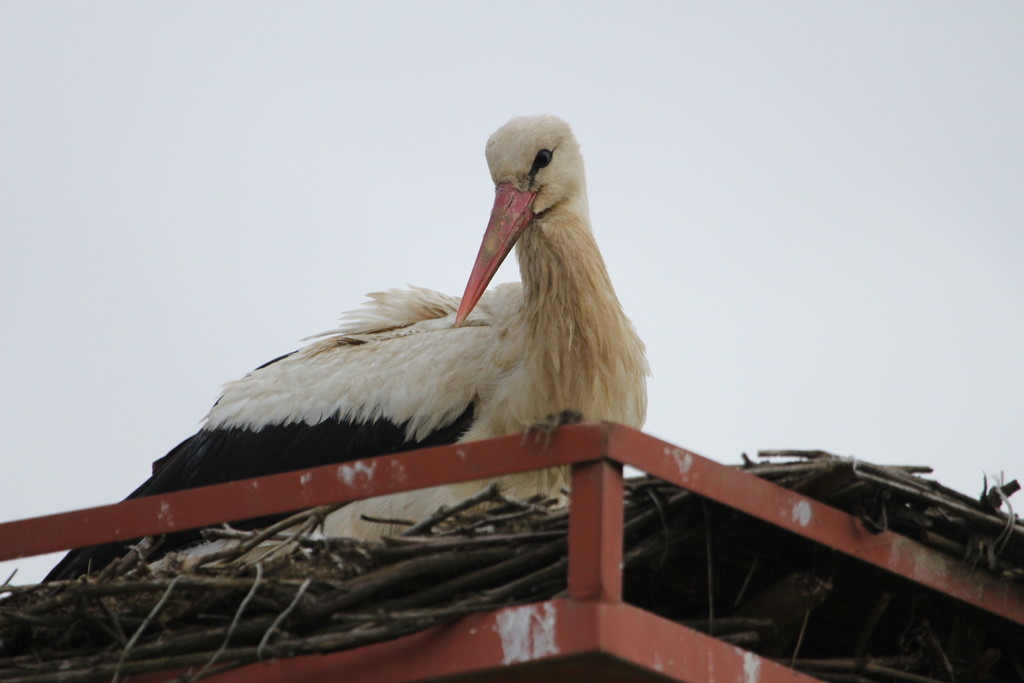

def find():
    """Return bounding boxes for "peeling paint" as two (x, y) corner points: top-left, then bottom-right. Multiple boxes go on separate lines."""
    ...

(743, 651), (762, 682)
(665, 447), (693, 475)
(389, 459), (407, 484)
(336, 460), (377, 488)
(156, 501), (173, 524)
(791, 500), (812, 527)
(494, 603), (559, 664)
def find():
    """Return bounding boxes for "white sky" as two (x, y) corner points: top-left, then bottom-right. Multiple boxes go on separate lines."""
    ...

(2, 2), (1022, 583)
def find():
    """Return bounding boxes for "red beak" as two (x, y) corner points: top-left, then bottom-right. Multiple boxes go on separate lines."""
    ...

(455, 183), (536, 326)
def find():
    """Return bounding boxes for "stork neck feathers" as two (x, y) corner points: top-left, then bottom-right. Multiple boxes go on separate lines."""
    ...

(510, 194), (648, 429)
(518, 197), (613, 341)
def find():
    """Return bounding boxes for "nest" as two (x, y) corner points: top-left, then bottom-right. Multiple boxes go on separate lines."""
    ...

(2, 451), (1023, 683)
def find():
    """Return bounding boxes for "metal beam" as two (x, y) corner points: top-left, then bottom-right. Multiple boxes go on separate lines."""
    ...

(0, 425), (607, 562)
(606, 425), (1024, 626)
(126, 600), (824, 683)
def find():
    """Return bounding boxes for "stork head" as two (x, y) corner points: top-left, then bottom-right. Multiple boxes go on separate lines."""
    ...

(456, 115), (584, 326)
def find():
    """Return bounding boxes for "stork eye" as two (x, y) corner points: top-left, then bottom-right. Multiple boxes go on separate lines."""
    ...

(531, 149), (553, 173)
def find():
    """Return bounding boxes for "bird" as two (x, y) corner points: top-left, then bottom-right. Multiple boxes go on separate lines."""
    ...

(45, 115), (648, 580)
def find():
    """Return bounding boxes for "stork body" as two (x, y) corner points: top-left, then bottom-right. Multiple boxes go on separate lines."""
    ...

(46, 116), (647, 580)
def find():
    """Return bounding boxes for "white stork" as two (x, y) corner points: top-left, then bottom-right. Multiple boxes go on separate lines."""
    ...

(46, 115), (648, 580)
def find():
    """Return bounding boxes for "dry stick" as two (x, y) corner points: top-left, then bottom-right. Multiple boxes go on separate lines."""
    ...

(122, 614), (277, 662)
(919, 625), (956, 683)
(988, 477), (1017, 559)
(122, 549), (515, 665)
(98, 537), (158, 582)
(309, 547), (515, 616)
(486, 492), (553, 516)
(203, 528), (270, 542)
(734, 462), (832, 479)
(734, 556), (760, 607)
(679, 616), (773, 635)
(112, 574), (184, 683)
(187, 563), (263, 681)
(1, 605), (474, 683)
(758, 449), (841, 460)
(51, 607), (492, 683)
(337, 603), (506, 624)
(184, 505), (339, 569)
(359, 514), (415, 527)
(401, 483), (502, 536)
(624, 489), (691, 535)
(466, 557), (567, 605)
(853, 590), (891, 658)
(623, 520), (704, 568)
(97, 597), (129, 647)
(855, 470), (1024, 541)
(239, 505), (343, 555)
(786, 656), (917, 670)
(369, 540), (566, 612)
(379, 530), (563, 556)
(645, 488), (671, 569)
(457, 505), (550, 532)
(19, 575), (303, 615)
(257, 578), (311, 660)
(78, 602), (126, 649)
(856, 460), (1005, 511)
(244, 512), (324, 566)
(789, 609), (811, 668)
(860, 663), (950, 683)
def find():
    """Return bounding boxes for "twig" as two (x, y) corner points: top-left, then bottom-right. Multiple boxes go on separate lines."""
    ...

(378, 530), (564, 557)
(401, 483), (502, 536)
(112, 574), (184, 683)
(734, 556), (759, 608)
(758, 450), (840, 460)
(853, 590), (891, 657)
(645, 488), (670, 569)
(245, 513), (323, 566)
(97, 537), (159, 582)
(359, 514), (415, 526)
(238, 505), (342, 555)
(369, 541), (564, 612)
(789, 609), (811, 667)
(257, 578), (311, 660)
(97, 597), (128, 646)
(985, 473), (1017, 560)
(187, 563), (263, 681)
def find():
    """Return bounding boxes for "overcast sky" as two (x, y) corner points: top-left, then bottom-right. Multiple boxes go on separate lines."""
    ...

(3, 2), (1022, 583)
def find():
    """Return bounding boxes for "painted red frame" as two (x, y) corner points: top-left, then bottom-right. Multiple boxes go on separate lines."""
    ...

(2, 423), (1022, 682)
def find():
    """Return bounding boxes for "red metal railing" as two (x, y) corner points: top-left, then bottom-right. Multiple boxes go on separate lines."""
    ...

(2, 423), (1022, 682)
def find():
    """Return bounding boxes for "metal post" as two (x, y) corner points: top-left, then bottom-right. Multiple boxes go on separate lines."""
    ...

(568, 458), (624, 602)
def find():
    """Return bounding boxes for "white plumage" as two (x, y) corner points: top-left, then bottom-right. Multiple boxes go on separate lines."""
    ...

(207, 286), (501, 442)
